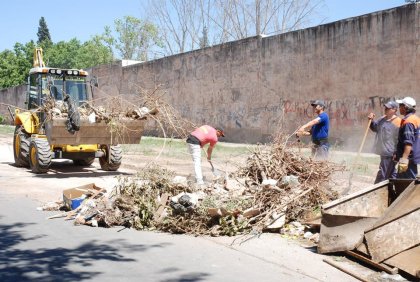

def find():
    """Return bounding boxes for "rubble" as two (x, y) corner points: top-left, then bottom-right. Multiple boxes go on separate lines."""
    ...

(46, 133), (341, 239)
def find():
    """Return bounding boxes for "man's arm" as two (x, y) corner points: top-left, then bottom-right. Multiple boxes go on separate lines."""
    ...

(297, 117), (321, 136)
(206, 145), (214, 161)
(402, 144), (413, 159)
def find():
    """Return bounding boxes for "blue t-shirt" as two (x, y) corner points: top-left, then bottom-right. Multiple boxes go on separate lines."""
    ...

(312, 112), (329, 140)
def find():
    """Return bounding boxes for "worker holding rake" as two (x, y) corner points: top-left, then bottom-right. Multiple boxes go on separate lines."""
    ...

(186, 125), (225, 185)
(296, 100), (330, 160)
(367, 101), (401, 183)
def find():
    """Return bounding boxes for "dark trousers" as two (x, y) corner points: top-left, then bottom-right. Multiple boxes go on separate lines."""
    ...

(374, 156), (396, 184)
(312, 139), (329, 161)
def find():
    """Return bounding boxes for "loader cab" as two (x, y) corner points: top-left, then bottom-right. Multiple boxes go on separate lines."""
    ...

(27, 67), (90, 110)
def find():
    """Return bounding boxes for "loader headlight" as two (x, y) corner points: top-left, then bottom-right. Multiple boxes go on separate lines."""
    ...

(50, 69), (56, 74)
(56, 69), (62, 74)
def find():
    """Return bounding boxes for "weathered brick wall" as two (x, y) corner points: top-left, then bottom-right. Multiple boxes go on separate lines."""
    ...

(2, 4), (419, 149)
(0, 85), (26, 123)
(91, 4), (419, 147)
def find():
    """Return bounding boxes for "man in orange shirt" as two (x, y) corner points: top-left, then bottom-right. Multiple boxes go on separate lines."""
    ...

(186, 125), (225, 185)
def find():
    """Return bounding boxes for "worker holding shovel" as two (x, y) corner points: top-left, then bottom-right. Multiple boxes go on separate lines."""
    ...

(186, 125), (225, 185)
(367, 101), (401, 183)
(296, 100), (330, 160)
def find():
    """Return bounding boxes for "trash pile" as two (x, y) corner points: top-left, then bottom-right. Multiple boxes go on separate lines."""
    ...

(47, 134), (343, 238)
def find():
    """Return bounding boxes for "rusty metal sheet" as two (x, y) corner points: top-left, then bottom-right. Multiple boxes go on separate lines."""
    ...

(365, 182), (420, 262)
(384, 245), (420, 278)
(322, 181), (389, 217)
(318, 182), (389, 254)
(318, 214), (377, 254)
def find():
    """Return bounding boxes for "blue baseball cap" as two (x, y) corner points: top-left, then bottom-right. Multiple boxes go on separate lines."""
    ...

(384, 101), (398, 109)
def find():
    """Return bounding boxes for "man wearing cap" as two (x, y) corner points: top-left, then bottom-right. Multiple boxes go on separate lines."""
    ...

(367, 101), (401, 183)
(395, 97), (420, 179)
(296, 100), (330, 160)
(186, 125), (225, 185)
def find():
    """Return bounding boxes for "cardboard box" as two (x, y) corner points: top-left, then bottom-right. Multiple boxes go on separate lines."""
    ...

(63, 183), (104, 210)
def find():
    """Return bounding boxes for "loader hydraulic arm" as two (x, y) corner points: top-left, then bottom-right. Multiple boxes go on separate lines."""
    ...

(33, 48), (45, 68)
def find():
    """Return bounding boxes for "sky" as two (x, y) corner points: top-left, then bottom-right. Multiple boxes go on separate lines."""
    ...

(0, 0), (408, 52)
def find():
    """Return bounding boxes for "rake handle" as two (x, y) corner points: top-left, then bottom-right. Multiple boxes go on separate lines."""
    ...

(355, 119), (372, 163)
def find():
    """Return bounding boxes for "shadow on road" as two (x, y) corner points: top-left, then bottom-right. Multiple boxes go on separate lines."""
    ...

(0, 222), (165, 281)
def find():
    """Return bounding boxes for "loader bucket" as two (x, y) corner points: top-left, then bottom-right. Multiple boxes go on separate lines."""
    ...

(45, 117), (145, 145)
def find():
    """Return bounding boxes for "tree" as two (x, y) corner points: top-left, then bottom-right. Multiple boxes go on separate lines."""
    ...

(0, 41), (35, 89)
(74, 36), (114, 68)
(37, 17), (51, 45)
(107, 16), (162, 61)
(199, 26), (209, 48)
(143, 0), (324, 55)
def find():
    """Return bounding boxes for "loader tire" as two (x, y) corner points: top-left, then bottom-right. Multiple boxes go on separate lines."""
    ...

(73, 157), (95, 166)
(13, 126), (30, 167)
(29, 138), (52, 174)
(99, 144), (122, 171)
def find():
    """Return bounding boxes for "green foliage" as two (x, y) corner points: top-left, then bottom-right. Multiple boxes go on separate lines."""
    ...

(37, 17), (51, 44)
(0, 38), (113, 89)
(0, 41), (35, 89)
(112, 16), (162, 61)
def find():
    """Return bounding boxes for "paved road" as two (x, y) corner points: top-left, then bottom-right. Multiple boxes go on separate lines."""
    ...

(0, 192), (339, 282)
(0, 135), (358, 282)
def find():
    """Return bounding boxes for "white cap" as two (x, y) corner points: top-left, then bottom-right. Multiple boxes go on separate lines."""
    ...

(396, 97), (416, 108)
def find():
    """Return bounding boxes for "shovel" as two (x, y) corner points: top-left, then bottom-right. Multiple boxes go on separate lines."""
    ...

(208, 160), (221, 177)
(202, 148), (221, 177)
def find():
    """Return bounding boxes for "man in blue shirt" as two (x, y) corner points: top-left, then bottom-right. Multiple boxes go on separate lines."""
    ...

(296, 100), (330, 160)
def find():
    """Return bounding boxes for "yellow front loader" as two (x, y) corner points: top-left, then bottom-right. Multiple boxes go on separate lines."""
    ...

(13, 48), (144, 173)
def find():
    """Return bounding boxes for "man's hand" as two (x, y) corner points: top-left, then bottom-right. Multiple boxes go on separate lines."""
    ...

(296, 131), (309, 137)
(367, 113), (375, 120)
(397, 158), (409, 173)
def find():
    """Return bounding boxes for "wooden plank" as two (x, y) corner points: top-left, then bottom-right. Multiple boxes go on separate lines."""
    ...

(384, 245), (420, 278)
(365, 209), (420, 262)
(366, 182), (419, 231)
(323, 259), (369, 282)
(365, 183), (420, 262)
(154, 193), (170, 222)
(345, 251), (398, 274)
(322, 180), (389, 210)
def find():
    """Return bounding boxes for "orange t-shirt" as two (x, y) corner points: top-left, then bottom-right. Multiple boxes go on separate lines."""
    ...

(191, 125), (218, 147)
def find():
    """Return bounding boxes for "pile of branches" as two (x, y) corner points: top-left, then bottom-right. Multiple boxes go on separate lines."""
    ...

(236, 133), (342, 223)
(66, 133), (342, 237)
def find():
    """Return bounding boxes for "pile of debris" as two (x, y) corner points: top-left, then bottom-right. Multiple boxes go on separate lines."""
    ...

(48, 134), (342, 238)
